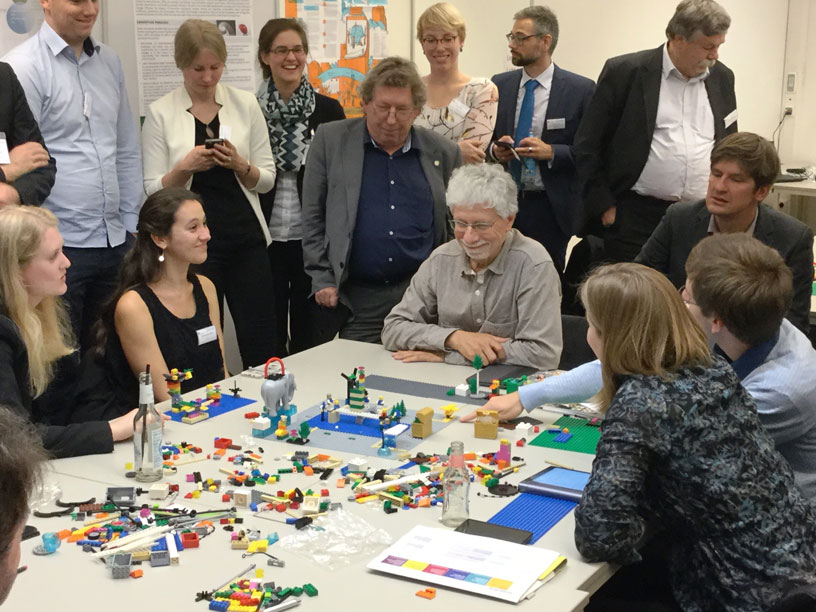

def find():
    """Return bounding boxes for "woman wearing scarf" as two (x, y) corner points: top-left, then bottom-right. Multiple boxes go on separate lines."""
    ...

(257, 18), (345, 356)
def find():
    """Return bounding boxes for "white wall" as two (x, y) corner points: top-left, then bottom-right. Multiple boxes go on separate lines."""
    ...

(779, 0), (816, 166)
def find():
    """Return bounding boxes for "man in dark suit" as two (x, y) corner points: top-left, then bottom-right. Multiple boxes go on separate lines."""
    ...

(637, 132), (813, 333)
(575, 0), (737, 263)
(489, 6), (594, 274)
(0, 62), (55, 207)
(302, 57), (461, 343)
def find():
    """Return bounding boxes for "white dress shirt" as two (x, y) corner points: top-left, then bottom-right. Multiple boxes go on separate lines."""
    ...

(633, 44), (715, 202)
(3, 22), (143, 247)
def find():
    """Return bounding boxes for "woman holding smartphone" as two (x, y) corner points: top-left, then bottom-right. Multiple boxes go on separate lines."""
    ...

(141, 19), (280, 367)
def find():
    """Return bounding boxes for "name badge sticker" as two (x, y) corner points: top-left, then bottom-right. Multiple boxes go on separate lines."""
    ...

(197, 325), (218, 345)
(83, 93), (92, 119)
(0, 133), (9, 164)
(546, 117), (566, 130)
(724, 109), (738, 129)
(448, 98), (470, 119)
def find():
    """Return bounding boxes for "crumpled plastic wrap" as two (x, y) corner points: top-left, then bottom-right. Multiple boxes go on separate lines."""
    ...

(276, 507), (392, 570)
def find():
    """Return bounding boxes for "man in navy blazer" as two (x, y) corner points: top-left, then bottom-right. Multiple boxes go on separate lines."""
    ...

(575, 0), (737, 263)
(636, 132), (814, 334)
(489, 6), (594, 274)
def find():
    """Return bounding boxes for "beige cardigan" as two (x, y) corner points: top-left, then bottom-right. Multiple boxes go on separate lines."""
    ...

(141, 83), (276, 244)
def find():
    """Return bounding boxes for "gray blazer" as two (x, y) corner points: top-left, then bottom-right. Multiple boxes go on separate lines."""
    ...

(636, 200), (814, 333)
(301, 117), (461, 300)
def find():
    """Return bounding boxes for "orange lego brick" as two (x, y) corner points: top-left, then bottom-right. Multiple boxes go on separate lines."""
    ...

(416, 588), (436, 599)
(130, 569), (144, 578)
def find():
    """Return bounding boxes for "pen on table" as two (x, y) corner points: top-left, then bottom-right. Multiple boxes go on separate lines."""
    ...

(17, 566), (27, 574)
(545, 459), (577, 471)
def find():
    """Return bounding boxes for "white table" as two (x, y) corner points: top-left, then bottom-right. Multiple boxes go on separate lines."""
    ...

(9, 340), (611, 612)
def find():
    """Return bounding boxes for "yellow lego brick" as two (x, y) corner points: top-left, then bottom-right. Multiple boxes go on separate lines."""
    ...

(356, 495), (378, 504)
(247, 540), (268, 553)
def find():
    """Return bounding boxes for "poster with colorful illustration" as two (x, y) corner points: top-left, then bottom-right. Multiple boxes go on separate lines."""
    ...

(283, 0), (388, 117)
(0, 0), (43, 58)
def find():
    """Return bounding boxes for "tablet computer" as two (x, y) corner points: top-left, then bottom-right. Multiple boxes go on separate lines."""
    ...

(518, 466), (591, 502)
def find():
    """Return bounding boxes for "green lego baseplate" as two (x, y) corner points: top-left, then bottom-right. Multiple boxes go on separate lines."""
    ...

(529, 416), (600, 454)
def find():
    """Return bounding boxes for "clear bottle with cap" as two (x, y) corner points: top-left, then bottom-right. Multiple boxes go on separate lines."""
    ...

(440, 440), (470, 527)
(133, 365), (163, 482)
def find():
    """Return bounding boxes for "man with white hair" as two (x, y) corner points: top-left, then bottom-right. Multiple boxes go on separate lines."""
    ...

(382, 163), (562, 369)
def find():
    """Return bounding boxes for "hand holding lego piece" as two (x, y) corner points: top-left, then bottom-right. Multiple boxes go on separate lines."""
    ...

(445, 330), (508, 364)
(460, 391), (523, 423)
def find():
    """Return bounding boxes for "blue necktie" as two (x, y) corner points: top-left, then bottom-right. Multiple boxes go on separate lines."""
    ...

(511, 79), (539, 188)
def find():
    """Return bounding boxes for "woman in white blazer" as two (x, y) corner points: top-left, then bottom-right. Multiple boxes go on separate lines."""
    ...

(141, 19), (280, 367)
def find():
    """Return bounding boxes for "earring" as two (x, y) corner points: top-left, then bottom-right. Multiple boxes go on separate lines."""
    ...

(158, 250), (165, 263)
(460, 46), (463, 52)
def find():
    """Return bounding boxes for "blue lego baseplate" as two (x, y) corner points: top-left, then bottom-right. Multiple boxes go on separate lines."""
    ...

(487, 493), (577, 544)
(166, 394), (257, 423)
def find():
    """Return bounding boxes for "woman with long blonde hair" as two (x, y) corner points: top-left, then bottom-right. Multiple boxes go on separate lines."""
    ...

(572, 263), (816, 611)
(0, 206), (137, 457)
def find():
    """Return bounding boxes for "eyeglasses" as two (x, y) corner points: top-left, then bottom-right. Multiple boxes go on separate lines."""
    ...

(371, 102), (415, 120)
(505, 32), (543, 45)
(269, 45), (306, 57)
(449, 219), (497, 232)
(421, 35), (457, 47)
(678, 285), (697, 306)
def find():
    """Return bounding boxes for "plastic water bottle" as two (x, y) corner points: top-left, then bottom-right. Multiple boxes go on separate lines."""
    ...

(133, 366), (163, 482)
(440, 441), (470, 527)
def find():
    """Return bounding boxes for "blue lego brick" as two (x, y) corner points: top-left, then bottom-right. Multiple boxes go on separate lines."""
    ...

(167, 394), (257, 424)
(488, 493), (577, 544)
(553, 432), (574, 443)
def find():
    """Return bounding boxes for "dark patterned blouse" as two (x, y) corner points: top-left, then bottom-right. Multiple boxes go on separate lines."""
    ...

(574, 356), (816, 612)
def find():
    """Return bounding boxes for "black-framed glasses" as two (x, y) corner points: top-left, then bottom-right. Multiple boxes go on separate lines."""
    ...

(505, 32), (543, 45)
(371, 103), (415, 120)
(270, 45), (306, 57)
(449, 219), (497, 232)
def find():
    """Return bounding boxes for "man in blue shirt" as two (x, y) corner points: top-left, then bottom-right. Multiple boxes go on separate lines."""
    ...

(3, 0), (142, 350)
(302, 57), (460, 343)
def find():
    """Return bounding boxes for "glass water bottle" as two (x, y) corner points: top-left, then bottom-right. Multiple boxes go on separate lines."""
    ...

(133, 366), (163, 482)
(440, 441), (470, 527)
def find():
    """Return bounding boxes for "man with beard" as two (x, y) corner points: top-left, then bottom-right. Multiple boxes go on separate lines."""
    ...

(382, 163), (562, 369)
(574, 0), (737, 263)
(488, 5), (594, 274)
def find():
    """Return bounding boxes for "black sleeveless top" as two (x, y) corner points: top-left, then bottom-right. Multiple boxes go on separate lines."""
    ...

(189, 114), (262, 244)
(105, 276), (225, 407)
